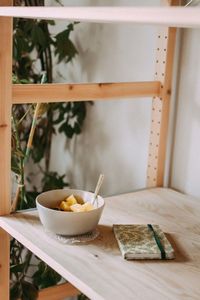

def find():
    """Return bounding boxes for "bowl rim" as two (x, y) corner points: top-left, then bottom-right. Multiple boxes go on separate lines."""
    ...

(36, 188), (105, 215)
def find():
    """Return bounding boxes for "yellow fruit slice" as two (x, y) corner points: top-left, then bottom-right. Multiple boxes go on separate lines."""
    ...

(70, 204), (85, 212)
(82, 202), (94, 212)
(65, 194), (77, 206)
(59, 201), (71, 211)
(74, 195), (85, 205)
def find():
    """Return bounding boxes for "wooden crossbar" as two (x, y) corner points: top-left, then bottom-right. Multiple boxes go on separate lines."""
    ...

(12, 81), (160, 104)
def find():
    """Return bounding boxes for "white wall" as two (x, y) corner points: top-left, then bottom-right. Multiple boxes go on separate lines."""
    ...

(49, 0), (159, 196)
(170, 27), (200, 198)
(49, 0), (200, 199)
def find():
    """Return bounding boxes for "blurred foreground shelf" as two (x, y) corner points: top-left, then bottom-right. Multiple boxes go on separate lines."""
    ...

(0, 7), (200, 28)
(1, 188), (200, 300)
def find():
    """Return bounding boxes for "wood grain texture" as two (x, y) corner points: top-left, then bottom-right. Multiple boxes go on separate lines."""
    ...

(0, 228), (10, 300)
(0, 7), (200, 27)
(147, 0), (178, 187)
(38, 283), (80, 300)
(12, 81), (160, 104)
(0, 9), (12, 215)
(156, 27), (177, 186)
(0, 188), (200, 300)
(0, 2), (12, 299)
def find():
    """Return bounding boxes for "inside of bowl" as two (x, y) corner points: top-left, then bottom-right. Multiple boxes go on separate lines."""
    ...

(37, 189), (104, 209)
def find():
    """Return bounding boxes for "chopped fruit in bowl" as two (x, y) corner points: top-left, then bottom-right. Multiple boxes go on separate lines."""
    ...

(58, 194), (95, 212)
(36, 189), (104, 235)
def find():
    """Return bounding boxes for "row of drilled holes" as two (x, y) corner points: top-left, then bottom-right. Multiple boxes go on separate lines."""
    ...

(147, 34), (168, 183)
(147, 101), (162, 182)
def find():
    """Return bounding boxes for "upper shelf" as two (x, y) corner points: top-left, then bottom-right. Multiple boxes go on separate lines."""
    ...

(0, 7), (200, 28)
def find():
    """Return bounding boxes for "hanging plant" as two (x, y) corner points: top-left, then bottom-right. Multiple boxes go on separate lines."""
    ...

(11, 1), (91, 299)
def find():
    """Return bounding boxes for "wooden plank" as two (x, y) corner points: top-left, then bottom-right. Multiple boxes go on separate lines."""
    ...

(12, 81), (160, 104)
(38, 283), (80, 300)
(0, 188), (200, 300)
(0, 10), (12, 214)
(156, 27), (177, 186)
(147, 0), (178, 187)
(0, 228), (10, 300)
(0, 6), (200, 28)
(0, 2), (13, 300)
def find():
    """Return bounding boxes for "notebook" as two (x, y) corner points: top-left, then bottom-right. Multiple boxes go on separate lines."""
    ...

(113, 224), (175, 260)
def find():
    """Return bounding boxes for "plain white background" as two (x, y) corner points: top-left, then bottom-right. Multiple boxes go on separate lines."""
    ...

(170, 26), (200, 198)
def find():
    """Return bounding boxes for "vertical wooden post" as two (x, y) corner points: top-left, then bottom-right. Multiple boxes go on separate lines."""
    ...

(0, 228), (10, 300)
(147, 0), (178, 187)
(0, 1), (13, 299)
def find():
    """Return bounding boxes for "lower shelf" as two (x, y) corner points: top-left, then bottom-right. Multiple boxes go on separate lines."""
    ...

(0, 188), (200, 300)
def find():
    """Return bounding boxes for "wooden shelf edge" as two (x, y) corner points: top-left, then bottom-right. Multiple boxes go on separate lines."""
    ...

(0, 213), (103, 300)
(0, 7), (200, 28)
(12, 81), (160, 104)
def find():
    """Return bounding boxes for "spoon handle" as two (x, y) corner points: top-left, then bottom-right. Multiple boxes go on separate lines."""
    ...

(92, 174), (104, 205)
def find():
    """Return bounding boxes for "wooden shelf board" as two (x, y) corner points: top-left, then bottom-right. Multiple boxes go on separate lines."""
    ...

(1, 188), (200, 300)
(12, 81), (160, 104)
(0, 7), (200, 28)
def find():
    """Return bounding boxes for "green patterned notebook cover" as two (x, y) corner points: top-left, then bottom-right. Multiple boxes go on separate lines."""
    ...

(113, 224), (175, 260)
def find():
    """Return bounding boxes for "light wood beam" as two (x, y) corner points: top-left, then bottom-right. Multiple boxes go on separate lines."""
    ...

(0, 228), (10, 300)
(0, 6), (200, 28)
(38, 283), (80, 300)
(0, 10), (12, 214)
(0, 2), (13, 300)
(12, 81), (160, 104)
(147, 0), (178, 187)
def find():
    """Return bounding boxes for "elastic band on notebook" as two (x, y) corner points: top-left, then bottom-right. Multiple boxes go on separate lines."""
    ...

(147, 224), (166, 260)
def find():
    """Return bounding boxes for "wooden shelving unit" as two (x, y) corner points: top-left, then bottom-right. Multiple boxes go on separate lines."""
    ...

(0, 1), (200, 299)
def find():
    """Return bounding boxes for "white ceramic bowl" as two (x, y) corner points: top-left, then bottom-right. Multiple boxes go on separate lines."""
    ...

(36, 189), (105, 235)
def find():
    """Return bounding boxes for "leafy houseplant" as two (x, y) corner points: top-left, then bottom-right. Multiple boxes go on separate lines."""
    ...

(11, 1), (90, 299)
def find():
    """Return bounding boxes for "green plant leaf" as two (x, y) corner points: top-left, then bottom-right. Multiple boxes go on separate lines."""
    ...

(41, 171), (68, 191)
(54, 28), (78, 63)
(10, 263), (25, 274)
(46, 20), (55, 26)
(10, 282), (22, 300)
(58, 123), (74, 138)
(31, 24), (47, 49)
(11, 156), (21, 175)
(74, 122), (81, 134)
(21, 280), (38, 300)
(33, 262), (61, 289)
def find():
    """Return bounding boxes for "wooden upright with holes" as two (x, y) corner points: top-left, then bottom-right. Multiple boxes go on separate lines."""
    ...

(0, 1), (12, 299)
(147, 0), (178, 187)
